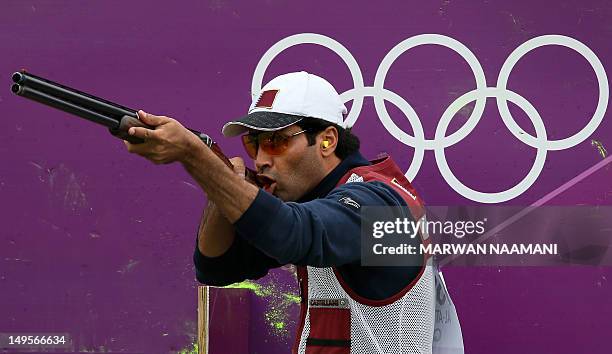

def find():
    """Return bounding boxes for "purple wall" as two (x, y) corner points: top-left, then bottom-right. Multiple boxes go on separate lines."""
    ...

(1, 1), (610, 353)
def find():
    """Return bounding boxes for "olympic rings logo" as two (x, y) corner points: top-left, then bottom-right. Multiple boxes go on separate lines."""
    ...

(251, 33), (608, 203)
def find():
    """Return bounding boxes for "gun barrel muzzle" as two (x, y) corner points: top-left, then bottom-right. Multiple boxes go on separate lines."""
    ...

(11, 83), (22, 94)
(12, 72), (24, 84)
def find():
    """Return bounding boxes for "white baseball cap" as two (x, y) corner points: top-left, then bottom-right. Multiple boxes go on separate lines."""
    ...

(222, 71), (348, 137)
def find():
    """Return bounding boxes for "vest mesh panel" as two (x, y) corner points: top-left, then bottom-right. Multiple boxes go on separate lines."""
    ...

(297, 259), (435, 354)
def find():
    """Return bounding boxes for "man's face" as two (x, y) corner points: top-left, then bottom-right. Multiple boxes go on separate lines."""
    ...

(251, 125), (323, 201)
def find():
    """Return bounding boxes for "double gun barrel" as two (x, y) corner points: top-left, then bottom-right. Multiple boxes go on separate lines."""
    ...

(11, 71), (212, 145)
(10, 70), (259, 181)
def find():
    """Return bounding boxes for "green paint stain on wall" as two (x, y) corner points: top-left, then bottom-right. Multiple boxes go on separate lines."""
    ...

(224, 280), (272, 297)
(591, 139), (608, 158)
(176, 342), (198, 354)
(283, 293), (301, 304)
(222, 269), (300, 339)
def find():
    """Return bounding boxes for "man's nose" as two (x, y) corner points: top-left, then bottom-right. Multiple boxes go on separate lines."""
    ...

(254, 146), (272, 171)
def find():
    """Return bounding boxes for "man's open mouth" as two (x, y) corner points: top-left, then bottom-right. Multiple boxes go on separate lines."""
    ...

(257, 174), (277, 194)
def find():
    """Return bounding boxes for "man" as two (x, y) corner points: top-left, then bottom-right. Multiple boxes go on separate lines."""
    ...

(125, 71), (436, 353)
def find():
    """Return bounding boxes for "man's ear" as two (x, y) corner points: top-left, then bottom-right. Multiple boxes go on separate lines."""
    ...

(318, 126), (339, 157)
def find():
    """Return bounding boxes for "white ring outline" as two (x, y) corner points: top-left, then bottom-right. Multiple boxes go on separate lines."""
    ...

(496, 35), (609, 151)
(341, 86), (426, 181)
(434, 88), (548, 203)
(252, 33), (365, 127)
(374, 34), (488, 150)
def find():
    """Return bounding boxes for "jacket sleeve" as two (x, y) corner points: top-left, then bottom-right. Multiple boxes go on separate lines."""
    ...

(232, 181), (408, 267)
(193, 233), (281, 286)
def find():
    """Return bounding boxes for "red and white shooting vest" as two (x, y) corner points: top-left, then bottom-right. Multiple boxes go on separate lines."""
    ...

(293, 156), (448, 354)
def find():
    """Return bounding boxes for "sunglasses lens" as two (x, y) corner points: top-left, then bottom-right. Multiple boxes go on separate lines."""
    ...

(261, 132), (288, 155)
(242, 130), (303, 158)
(241, 135), (258, 159)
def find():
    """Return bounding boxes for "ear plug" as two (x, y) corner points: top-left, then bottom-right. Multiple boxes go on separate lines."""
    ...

(322, 140), (330, 148)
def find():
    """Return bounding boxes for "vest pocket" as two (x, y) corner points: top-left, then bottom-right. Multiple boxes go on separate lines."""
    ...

(305, 307), (350, 354)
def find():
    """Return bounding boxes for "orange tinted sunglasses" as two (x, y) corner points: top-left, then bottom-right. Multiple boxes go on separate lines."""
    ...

(241, 129), (308, 159)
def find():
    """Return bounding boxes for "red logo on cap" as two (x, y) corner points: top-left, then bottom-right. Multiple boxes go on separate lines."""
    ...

(254, 89), (279, 109)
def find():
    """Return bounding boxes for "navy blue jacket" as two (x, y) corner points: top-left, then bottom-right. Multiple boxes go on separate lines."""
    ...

(194, 152), (422, 300)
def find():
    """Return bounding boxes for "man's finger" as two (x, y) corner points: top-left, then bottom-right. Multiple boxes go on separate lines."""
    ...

(229, 156), (246, 178)
(124, 140), (157, 155)
(138, 110), (169, 127)
(128, 126), (158, 140)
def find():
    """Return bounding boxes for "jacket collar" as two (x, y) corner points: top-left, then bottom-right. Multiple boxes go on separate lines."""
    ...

(297, 151), (370, 203)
